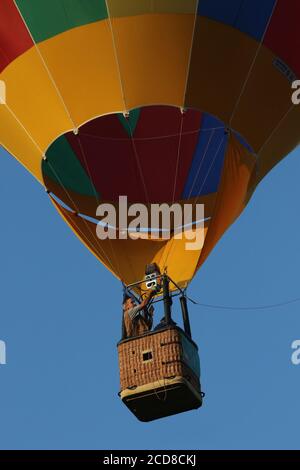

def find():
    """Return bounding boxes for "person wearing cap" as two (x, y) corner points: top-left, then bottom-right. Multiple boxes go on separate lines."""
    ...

(123, 289), (156, 339)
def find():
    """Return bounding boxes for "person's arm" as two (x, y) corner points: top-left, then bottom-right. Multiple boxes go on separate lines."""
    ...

(127, 291), (156, 322)
(127, 304), (143, 321)
(139, 290), (156, 309)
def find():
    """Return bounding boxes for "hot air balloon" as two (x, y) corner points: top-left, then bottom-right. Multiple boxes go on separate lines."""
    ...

(1, 0), (299, 421)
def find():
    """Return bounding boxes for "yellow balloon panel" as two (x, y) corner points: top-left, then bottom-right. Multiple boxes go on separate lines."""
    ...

(108, 14), (195, 110)
(38, 20), (125, 128)
(0, 47), (73, 156)
(0, 104), (43, 182)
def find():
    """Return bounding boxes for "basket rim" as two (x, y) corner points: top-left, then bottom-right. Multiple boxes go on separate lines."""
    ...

(117, 324), (198, 350)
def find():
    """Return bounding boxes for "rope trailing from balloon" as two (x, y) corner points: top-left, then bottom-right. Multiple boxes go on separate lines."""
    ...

(186, 295), (300, 311)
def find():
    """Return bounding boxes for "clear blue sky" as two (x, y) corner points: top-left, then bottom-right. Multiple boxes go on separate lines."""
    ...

(0, 144), (299, 450)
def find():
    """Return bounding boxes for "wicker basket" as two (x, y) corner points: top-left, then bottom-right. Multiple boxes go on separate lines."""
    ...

(117, 325), (202, 421)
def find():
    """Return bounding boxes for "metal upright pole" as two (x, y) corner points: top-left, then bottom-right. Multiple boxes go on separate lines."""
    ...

(163, 274), (172, 324)
(180, 295), (192, 338)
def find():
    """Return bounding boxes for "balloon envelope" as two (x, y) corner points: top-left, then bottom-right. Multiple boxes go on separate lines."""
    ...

(0, 0), (299, 288)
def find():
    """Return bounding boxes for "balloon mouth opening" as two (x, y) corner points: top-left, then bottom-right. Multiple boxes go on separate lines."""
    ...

(42, 104), (254, 224)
